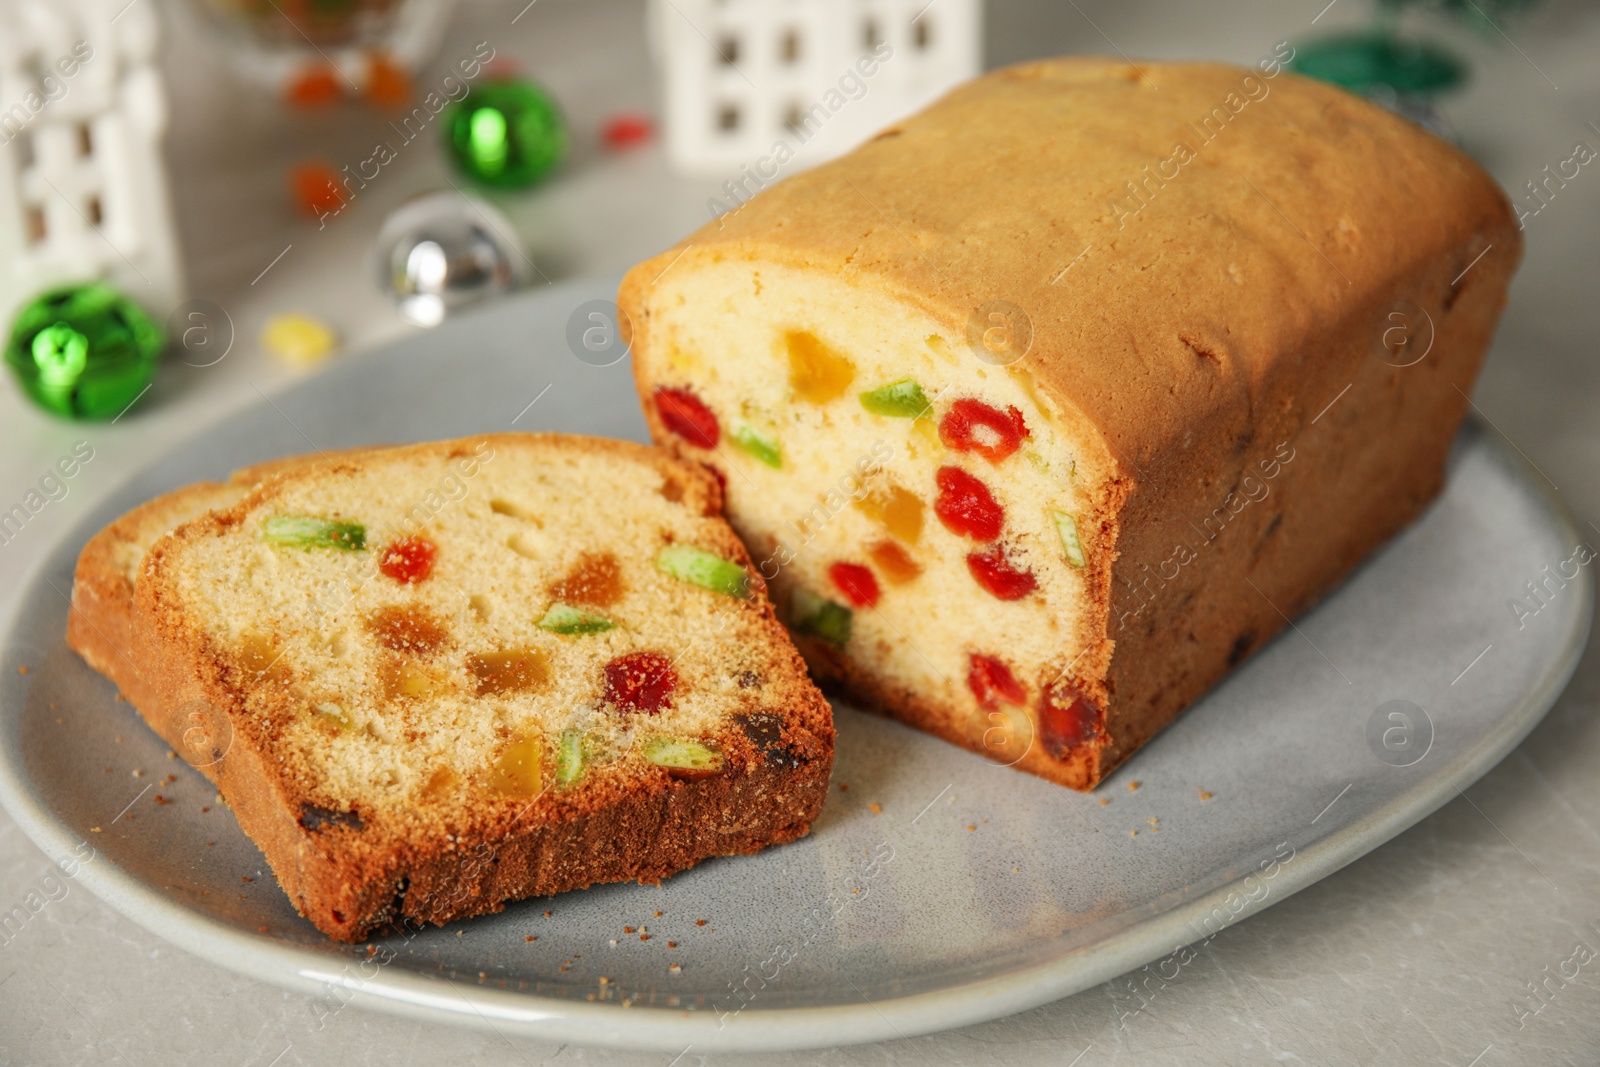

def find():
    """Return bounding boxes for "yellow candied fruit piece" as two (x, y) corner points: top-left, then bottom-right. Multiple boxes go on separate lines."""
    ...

(785, 330), (855, 403)
(381, 659), (446, 700)
(1007, 365), (1055, 424)
(239, 633), (290, 683)
(486, 733), (543, 797)
(855, 482), (924, 545)
(909, 414), (941, 456)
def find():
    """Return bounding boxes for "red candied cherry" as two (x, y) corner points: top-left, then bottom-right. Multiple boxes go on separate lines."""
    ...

(1039, 680), (1100, 759)
(934, 466), (1004, 541)
(968, 653), (1026, 709)
(966, 543), (1037, 600)
(654, 387), (719, 449)
(604, 651), (678, 714)
(378, 536), (437, 583)
(828, 561), (881, 608)
(939, 399), (1030, 463)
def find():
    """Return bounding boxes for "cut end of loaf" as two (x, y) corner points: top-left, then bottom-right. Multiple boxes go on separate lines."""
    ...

(625, 259), (1118, 788)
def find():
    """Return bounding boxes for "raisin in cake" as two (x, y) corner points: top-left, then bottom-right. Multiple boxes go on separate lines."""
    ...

(619, 58), (1520, 790)
(125, 434), (832, 941)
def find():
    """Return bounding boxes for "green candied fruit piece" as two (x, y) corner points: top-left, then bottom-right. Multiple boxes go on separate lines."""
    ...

(656, 543), (751, 598)
(555, 728), (588, 788)
(538, 603), (616, 635)
(792, 586), (852, 645)
(263, 515), (366, 551)
(858, 378), (931, 418)
(1053, 510), (1087, 568)
(641, 737), (724, 778)
(730, 421), (782, 468)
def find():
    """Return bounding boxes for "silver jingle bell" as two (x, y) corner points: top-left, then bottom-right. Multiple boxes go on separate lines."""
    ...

(375, 190), (526, 327)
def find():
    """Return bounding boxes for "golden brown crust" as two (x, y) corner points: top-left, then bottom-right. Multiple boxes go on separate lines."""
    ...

(67, 482), (245, 714)
(620, 58), (1520, 789)
(128, 433), (833, 941)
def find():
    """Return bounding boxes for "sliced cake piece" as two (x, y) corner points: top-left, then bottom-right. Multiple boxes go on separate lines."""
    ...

(130, 434), (833, 941)
(619, 58), (1520, 790)
(67, 449), (372, 714)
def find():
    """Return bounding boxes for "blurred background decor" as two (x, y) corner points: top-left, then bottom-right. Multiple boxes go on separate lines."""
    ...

(647, 0), (982, 176)
(176, 0), (455, 106)
(1292, 0), (1545, 135)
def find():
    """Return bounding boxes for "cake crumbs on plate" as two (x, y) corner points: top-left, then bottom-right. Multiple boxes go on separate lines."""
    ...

(526, 935), (536, 942)
(1129, 829), (1138, 837)
(623, 925), (635, 933)
(1098, 797), (1110, 806)
(838, 782), (849, 791)
(609, 939), (618, 946)
(667, 941), (677, 948)
(669, 963), (681, 973)
(966, 824), (977, 832)
(695, 919), (707, 926)
(166, 750), (177, 760)
(1199, 789), (1214, 800)
(869, 802), (882, 814)
(1128, 780), (1142, 792)
(640, 933), (651, 941)
(653, 909), (663, 917)
(544, 910), (553, 918)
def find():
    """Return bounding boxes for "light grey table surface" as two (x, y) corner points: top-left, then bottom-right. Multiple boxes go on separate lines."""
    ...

(2, 0), (1598, 1064)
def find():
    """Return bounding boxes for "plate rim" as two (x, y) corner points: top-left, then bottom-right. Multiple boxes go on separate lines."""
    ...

(0, 397), (1589, 1052)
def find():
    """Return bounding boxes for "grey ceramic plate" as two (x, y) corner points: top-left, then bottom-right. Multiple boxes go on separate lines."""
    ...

(0, 280), (1589, 1053)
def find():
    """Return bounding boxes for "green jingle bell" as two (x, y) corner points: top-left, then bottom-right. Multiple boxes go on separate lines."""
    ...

(445, 78), (566, 189)
(5, 283), (164, 420)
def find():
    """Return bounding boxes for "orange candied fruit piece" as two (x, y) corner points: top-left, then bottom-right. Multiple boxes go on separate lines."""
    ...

(364, 51), (410, 108)
(289, 162), (347, 218)
(785, 330), (855, 403)
(868, 540), (922, 584)
(855, 482), (924, 544)
(286, 66), (343, 110)
(469, 648), (551, 696)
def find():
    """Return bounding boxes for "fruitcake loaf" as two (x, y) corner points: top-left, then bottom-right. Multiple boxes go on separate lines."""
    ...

(619, 58), (1520, 790)
(125, 434), (832, 941)
(68, 449), (372, 713)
